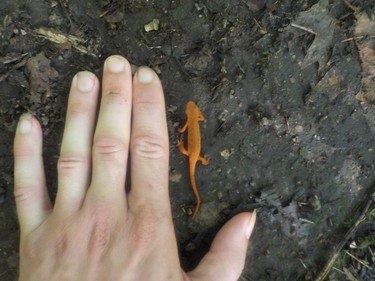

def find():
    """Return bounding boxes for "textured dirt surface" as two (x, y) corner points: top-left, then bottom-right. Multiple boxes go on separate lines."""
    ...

(0, 0), (374, 280)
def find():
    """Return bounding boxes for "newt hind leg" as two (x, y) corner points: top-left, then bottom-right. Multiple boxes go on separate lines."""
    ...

(178, 139), (189, 156)
(199, 155), (209, 165)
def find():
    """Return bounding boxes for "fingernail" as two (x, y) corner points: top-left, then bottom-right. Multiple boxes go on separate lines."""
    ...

(106, 56), (125, 73)
(137, 67), (154, 84)
(18, 114), (33, 134)
(246, 209), (257, 239)
(76, 72), (95, 92)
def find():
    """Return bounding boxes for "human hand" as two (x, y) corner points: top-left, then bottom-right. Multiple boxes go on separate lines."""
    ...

(13, 55), (256, 281)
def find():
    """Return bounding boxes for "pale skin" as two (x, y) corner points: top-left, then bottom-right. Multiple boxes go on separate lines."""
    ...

(13, 55), (256, 281)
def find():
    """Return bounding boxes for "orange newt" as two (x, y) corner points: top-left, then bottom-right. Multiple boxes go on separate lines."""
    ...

(178, 101), (209, 219)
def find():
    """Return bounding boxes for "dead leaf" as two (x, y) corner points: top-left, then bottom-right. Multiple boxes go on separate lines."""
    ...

(307, 66), (345, 104)
(26, 52), (58, 105)
(353, 13), (375, 106)
(290, 0), (335, 73)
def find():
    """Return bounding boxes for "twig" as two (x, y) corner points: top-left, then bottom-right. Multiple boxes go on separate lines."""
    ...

(343, 267), (363, 281)
(299, 218), (315, 224)
(314, 192), (375, 281)
(1, 53), (29, 64)
(332, 267), (345, 274)
(290, 23), (317, 35)
(341, 0), (360, 12)
(342, 35), (375, 42)
(0, 270), (9, 278)
(345, 250), (372, 270)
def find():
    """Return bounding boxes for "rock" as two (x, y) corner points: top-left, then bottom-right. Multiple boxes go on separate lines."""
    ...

(245, 0), (266, 12)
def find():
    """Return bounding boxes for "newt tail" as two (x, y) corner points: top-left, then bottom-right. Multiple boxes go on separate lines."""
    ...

(189, 163), (201, 219)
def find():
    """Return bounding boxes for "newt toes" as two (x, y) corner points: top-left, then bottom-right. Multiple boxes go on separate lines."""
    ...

(178, 101), (209, 219)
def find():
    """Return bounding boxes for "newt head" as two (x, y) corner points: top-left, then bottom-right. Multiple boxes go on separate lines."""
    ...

(186, 101), (205, 121)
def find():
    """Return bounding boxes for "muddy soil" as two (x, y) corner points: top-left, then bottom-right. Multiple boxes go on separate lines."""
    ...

(1, 0), (374, 280)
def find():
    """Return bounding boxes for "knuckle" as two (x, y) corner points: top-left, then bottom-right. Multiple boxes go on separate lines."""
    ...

(21, 235), (43, 262)
(14, 182), (42, 203)
(130, 207), (164, 249)
(141, 181), (165, 193)
(132, 135), (167, 160)
(93, 136), (127, 161)
(58, 156), (88, 173)
(88, 210), (113, 254)
(53, 230), (74, 259)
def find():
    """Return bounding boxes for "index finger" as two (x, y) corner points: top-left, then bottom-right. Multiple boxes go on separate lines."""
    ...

(128, 67), (170, 216)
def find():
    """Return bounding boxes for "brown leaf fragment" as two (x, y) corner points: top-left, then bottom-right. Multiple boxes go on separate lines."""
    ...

(354, 13), (375, 106)
(26, 52), (59, 106)
(307, 66), (345, 104)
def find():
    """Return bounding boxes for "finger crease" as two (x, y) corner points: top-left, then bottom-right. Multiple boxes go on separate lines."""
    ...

(58, 157), (88, 170)
(132, 137), (166, 159)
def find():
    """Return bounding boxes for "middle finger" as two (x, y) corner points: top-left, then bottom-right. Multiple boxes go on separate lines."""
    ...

(88, 56), (132, 204)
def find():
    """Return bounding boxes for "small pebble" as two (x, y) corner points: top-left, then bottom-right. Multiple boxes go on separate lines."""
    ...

(246, 0), (266, 12)
(295, 125), (304, 134)
(261, 117), (270, 126)
(185, 242), (196, 252)
(217, 191), (223, 200)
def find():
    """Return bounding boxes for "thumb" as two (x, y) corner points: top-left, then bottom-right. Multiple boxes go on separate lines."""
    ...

(187, 211), (256, 281)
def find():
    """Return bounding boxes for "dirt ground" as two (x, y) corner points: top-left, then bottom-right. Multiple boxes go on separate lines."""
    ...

(1, 0), (374, 280)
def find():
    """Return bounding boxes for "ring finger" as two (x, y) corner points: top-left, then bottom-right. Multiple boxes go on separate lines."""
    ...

(55, 71), (99, 215)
